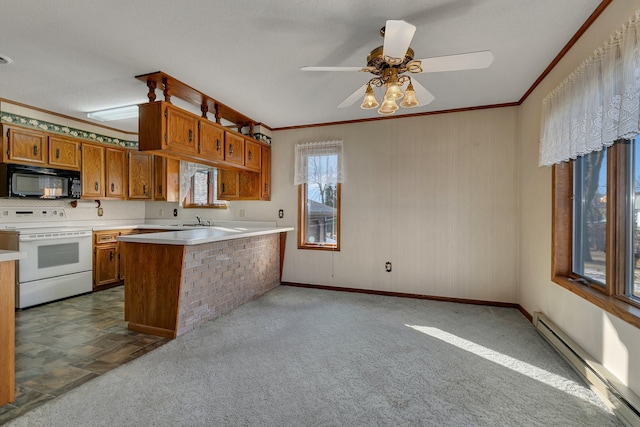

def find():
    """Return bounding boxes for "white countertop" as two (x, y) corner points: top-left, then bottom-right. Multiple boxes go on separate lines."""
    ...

(0, 250), (27, 262)
(117, 226), (294, 246)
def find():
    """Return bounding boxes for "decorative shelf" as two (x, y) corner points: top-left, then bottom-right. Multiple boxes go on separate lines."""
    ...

(135, 71), (258, 136)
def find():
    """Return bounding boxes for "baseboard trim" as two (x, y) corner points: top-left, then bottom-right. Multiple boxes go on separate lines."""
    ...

(281, 282), (520, 309)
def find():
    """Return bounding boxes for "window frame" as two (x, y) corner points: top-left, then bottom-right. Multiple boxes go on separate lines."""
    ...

(552, 142), (640, 328)
(298, 182), (341, 251)
(182, 169), (227, 209)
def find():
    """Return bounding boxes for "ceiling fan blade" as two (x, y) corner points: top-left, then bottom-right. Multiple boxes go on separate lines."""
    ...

(413, 51), (494, 73)
(301, 66), (366, 72)
(337, 83), (369, 108)
(411, 80), (435, 106)
(382, 20), (416, 61)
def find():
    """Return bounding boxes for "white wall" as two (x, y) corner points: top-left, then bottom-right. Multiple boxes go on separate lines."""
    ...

(268, 108), (519, 302)
(517, 0), (640, 396)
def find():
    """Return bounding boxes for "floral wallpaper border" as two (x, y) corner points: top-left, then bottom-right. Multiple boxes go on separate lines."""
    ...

(0, 112), (138, 148)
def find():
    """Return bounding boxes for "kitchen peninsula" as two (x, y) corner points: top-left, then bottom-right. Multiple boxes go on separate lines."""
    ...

(0, 250), (26, 406)
(118, 225), (293, 338)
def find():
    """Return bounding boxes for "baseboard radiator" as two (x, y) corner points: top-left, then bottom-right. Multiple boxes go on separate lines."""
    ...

(533, 312), (640, 427)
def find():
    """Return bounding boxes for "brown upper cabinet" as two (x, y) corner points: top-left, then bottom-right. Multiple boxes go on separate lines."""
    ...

(81, 143), (105, 198)
(128, 151), (153, 200)
(153, 156), (180, 202)
(260, 145), (271, 200)
(1, 125), (82, 171)
(48, 136), (81, 170)
(244, 139), (261, 172)
(138, 101), (269, 170)
(81, 143), (127, 199)
(2, 125), (48, 166)
(105, 148), (127, 199)
(199, 119), (224, 161)
(224, 131), (244, 166)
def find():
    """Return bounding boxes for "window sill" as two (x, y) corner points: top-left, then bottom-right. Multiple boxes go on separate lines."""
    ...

(182, 204), (227, 209)
(298, 244), (339, 251)
(553, 275), (640, 329)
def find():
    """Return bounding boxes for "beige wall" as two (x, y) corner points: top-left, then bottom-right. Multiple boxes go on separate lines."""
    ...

(517, 0), (640, 396)
(272, 108), (518, 302)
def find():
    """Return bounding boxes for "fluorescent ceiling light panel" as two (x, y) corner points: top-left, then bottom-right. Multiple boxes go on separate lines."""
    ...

(87, 105), (138, 121)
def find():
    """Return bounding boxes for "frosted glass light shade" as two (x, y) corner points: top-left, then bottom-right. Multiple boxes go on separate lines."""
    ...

(399, 83), (419, 108)
(360, 85), (379, 109)
(383, 82), (403, 101)
(378, 99), (399, 115)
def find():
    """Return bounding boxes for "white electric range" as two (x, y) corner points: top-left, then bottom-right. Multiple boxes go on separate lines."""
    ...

(0, 208), (93, 308)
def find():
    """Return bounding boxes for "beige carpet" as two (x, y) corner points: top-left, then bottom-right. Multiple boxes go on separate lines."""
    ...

(7, 286), (621, 426)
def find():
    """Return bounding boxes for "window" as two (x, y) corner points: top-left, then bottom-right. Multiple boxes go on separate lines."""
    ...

(183, 168), (226, 209)
(295, 140), (343, 250)
(552, 140), (640, 328)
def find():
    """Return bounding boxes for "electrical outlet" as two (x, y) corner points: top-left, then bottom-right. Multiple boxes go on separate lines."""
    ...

(239, 209), (246, 218)
(159, 209), (163, 217)
(385, 261), (392, 272)
(278, 209), (284, 219)
(173, 209), (178, 217)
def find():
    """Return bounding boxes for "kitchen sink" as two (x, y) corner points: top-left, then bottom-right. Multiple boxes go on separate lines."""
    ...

(180, 223), (211, 227)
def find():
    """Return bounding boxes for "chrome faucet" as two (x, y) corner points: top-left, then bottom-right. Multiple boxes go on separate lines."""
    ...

(195, 215), (202, 225)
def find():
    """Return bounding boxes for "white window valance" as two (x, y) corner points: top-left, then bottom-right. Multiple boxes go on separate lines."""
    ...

(539, 10), (640, 166)
(294, 140), (344, 185)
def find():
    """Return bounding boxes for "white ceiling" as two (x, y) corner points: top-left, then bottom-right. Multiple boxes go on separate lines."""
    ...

(0, 0), (604, 132)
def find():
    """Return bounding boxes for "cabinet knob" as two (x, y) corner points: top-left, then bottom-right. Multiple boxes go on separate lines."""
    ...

(189, 129), (193, 143)
(95, 182), (99, 191)
(248, 151), (252, 161)
(109, 250), (114, 261)
(55, 148), (60, 159)
(33, 144), (38, 156)
(158, 185), (162, 194)
(111, 183), (115, 192)
(216, 139), (220, 151)
(229, 144), (233, 155)
(222, 183), (225, 193)
(143, 184), (147, 194)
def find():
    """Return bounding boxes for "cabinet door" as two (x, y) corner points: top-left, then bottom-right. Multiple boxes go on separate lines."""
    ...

(199, 120), (224, 160)
(260, 145), (271, 200)
(152, 156), (180, 202)
(48, 136), (80, 170)
(244, 139), (261, 172)
(4, 126), (47, 165)
(153, 155), (167, 200)
(224, 132), (245, 166)
(94, 244), (119, 288)
(217, 169), (240, 198)
(166, 105), (198, 155)
(105, 148), (126, 199)
(81, 143), (104, 198)
(128, 151), (152, 199)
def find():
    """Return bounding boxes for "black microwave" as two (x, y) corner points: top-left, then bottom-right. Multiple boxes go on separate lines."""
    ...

(0, 164), (81, 199)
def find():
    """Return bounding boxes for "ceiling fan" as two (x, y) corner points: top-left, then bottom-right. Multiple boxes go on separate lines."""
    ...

(301, 20), (494, 115)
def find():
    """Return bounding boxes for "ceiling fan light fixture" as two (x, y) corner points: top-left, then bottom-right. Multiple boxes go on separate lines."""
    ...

(360, 84), (379, 109)
(399, 82), (419, 108)
(378, 98), (398, 115)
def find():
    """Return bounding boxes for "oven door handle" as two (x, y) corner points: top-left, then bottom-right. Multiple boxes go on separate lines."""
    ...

(19, 232), (92, 242)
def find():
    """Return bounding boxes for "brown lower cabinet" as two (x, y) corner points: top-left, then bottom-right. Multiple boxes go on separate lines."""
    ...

(93, 230), (121, 290)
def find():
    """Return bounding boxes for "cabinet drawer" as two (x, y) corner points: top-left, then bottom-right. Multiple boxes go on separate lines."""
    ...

(94, 231), (119, 245)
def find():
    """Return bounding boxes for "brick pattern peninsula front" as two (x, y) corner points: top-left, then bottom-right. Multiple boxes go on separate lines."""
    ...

(119, 227), (291, 338)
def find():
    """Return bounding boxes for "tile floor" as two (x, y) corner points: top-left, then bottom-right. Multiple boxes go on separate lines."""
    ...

(0, 286), (168, 425)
